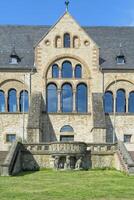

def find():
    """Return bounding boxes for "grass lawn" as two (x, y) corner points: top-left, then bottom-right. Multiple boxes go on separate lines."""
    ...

(0, 169), (134, 200)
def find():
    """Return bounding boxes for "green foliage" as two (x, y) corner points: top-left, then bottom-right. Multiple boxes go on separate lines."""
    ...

(0, 170), (134, 200)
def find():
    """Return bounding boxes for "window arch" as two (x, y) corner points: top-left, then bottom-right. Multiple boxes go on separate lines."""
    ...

(75, 64), (82, 78)
(61, 83), (73, 112)
(55, 36), (62, 48)
(104, 91), (113, 113)
(20, 90), (29, 112)
(128, 91), (134, 113)
(64, 33), (70, 48)
(60, 125), (74, 132)
(116, 89), (126, 112)
(76, 83), (87, 112)
(52, 64), (59, 78)
(62, 61), (72, 78)
(0, 90), (5, 112)
(47, 83), (58, 112)
(8, 89), (17, 112)
(73, 36), (79, 48)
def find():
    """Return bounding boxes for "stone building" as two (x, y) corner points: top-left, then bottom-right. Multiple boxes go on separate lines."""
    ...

(0, 9), (134, 175)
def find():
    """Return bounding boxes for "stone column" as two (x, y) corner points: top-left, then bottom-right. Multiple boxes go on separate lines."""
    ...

(126, 92), (129, 113)
(17, 93), (20, 112)
(73, 89), (76, 112)
(57, 89), (61, 112)
(5, 92), (8, 112)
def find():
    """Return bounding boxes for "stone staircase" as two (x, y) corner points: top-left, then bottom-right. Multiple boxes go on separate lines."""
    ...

(0, 151), (8, 174)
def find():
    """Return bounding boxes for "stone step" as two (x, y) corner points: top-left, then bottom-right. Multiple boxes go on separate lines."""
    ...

(0, 151), (8, 165)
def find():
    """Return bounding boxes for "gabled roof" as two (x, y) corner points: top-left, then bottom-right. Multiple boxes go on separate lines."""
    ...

(0, 25), (134, 70)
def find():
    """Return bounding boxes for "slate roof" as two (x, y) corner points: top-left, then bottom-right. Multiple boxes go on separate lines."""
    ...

(0, 25), (134, 70)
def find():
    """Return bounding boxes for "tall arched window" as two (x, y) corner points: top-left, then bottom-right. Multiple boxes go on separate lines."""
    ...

(128, 91), (134, 113)
(61, 83), (73, 112)
(60, 125), (74, 141)
(47, 83), (58, 112)
(104, 91), (113, 113)
(52, 64), (59, 78)
(0, 90), (5, 112)
(8, 89), (17, 112)
(116, 89), (126, 112)
(62, 61), (72, 78)
(75, 64), (82, 78)
(76, 83), (87, 112)
(64, 33), (70, 48)
(20, 90), (29, 112)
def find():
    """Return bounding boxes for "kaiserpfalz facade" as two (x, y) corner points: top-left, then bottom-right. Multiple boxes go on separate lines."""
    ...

(0, 11), (134, 174)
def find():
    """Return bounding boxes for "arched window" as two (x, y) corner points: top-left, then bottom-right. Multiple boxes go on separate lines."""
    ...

(0, 90), (5, 112)
(8, 89), (17, 112)
(61, 83), (73, 112)
(62, 61), (72, 78)
(20, 90), (29, 112)
(75, 64), (82, 78)
(73, 36), (79, 48)
(52, 64), (59, 78)
(60, 125), (74, 132)
(104, 91), (113, 113)
(76, 83), (87, 112)
(64, 33), (70, 48)
(55, 36), (62, 48)
(47, 83), (58, 112)
(128, 91), (134, 113)
(116, 89), (126, 112)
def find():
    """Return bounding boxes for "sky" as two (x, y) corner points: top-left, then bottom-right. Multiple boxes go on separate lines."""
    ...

(0, 0), (134, 26)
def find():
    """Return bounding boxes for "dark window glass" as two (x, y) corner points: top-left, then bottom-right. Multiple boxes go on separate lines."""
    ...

(60, 125), (74, 132)
(128, 92), (134, 113)
(61, 84), (73, 112)
(0, 91), (5, 112)
(116, 56), (125, 64)
(64, 33), (70, 48)
(60, 135), (74, 142)
(75, 65), (82, 78)
(62, 61), (72, 78)
(116, 89), (126, 112)
(8, 89), (17, 112)
(104, 91), (113, 113)
(20, 91), (29, 112)
(6, 134), (16, 142)
(47, 84), (58, 112)
(124, 135), (131, 143)
(52, 64), (59, 78)
(76, 84), (87, 112)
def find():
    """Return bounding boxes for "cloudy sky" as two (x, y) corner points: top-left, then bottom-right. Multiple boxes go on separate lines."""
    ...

(0, 0), (134, 26)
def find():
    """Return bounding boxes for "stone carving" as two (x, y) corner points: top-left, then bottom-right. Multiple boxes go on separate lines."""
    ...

(75, 157), (83, 170)
(54, 156), (59, 170)
(64, 156), (71, 170)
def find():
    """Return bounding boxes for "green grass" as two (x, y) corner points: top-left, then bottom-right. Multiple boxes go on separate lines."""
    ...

(0, 169), (134, 200)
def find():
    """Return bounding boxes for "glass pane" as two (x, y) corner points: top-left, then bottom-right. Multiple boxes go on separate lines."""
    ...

(60, 135), (74, 142)
(60, 125), (74, 132)
(104, 91), (113, 113)
(62, 61), (72, 78)
(128, 92), (134, 113)
(76, 84), (87, 112)
(0, 91), (5, 112)
(75, 65), (82, 78)
(20, 91), (29, 112)
(47, 84), (58, 112)
(116, 89), (126, 112)
(8, 89), (17, 112)
(52, 64), (59, 78)
(64, 33), (70, 48)
(124, 135), (131, 143)
(61, 84), (73, 112)
(6, 134), (16, 142)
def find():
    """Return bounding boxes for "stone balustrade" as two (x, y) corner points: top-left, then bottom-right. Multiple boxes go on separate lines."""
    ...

(87, 143), (117, 153)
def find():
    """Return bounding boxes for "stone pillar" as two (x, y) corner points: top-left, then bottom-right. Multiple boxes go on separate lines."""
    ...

(17, 94), (20, 112)
(126, 92), (129, 113)
(73, 89), (76, 112)
(113, 92), (116, 113)
(59, 69), (61, 78)
(5, 92), (8, 112)
(57, 89), (61, 112)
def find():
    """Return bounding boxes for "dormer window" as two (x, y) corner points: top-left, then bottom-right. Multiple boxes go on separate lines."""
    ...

(10, 47), (21, 65)
(116, 55), (125, 65)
